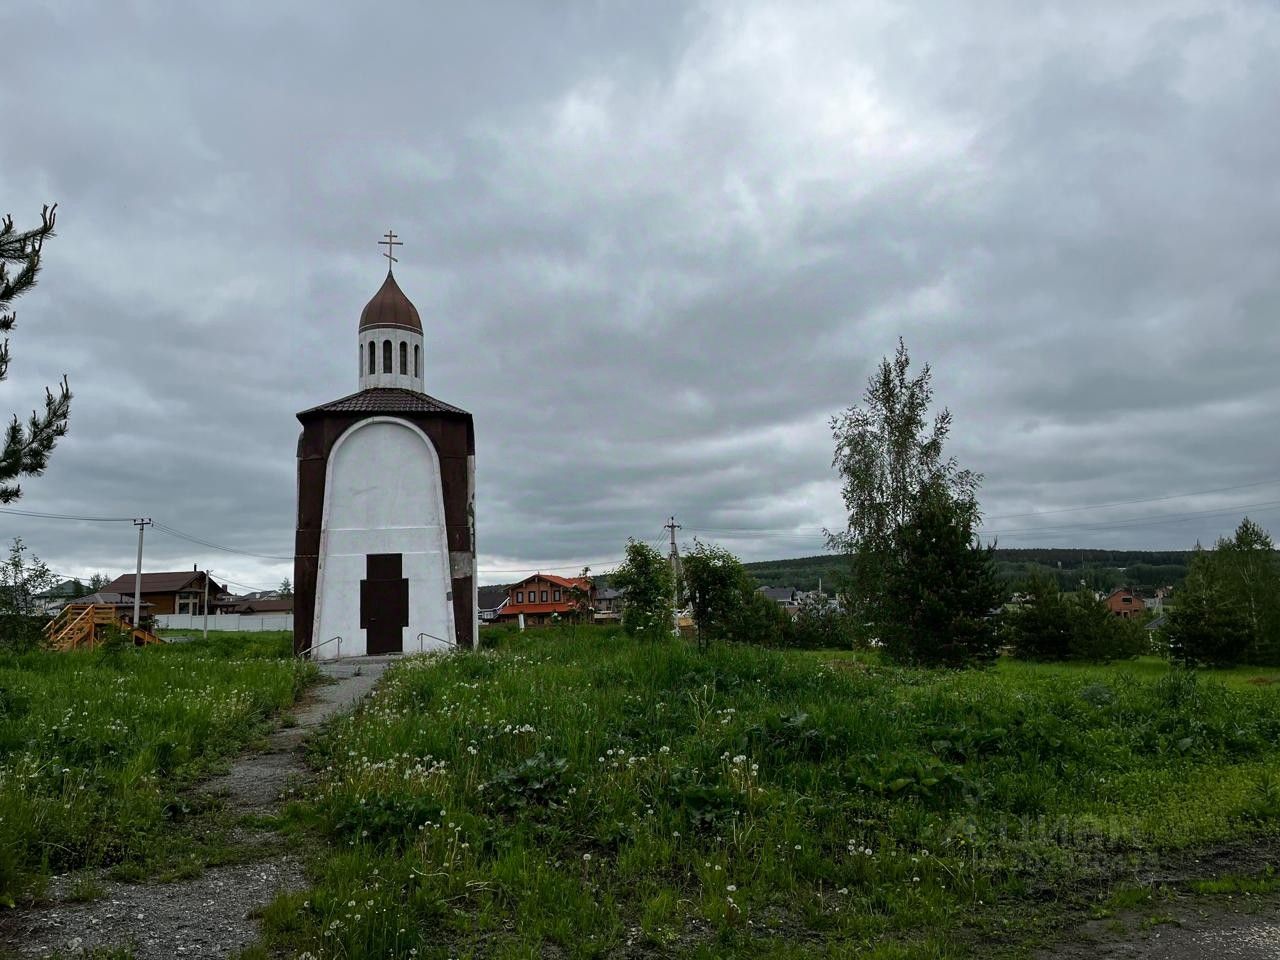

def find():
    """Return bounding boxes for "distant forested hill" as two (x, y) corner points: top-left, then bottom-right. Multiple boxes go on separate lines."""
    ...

(743, 550), (1194, 593)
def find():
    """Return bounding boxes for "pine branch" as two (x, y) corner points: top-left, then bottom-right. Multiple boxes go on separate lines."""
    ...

(0, 204), (57, 360)
(1, 204), (68, 502)
(0, 375), (71, 503)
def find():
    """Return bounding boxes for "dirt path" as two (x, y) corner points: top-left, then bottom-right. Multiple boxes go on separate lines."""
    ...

(0, 658), (391, 960)
(1032, 838), (1280, 960)
(1035, 900), (1280, 959)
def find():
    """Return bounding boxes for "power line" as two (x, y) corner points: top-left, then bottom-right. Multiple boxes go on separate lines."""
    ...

(480, 558), (626, 575)
(982, 477), (1280, 522)
(215, 572), (278, 593)
(151, 521), (293, 561)
(0, 507), (295, 560)
(0, 506), (133, 522)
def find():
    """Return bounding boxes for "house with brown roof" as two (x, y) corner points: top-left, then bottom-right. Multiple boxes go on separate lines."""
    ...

(104, 568), (226, 616)
(495, 573), (593, 626)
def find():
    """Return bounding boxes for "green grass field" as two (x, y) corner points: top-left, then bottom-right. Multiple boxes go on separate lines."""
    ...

(0, 634), (314, 903)
(257, 630), (1280, 959)
(813, 650), (1280, 691)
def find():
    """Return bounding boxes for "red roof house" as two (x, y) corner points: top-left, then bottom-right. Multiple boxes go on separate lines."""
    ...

(496, 573), (593, 625)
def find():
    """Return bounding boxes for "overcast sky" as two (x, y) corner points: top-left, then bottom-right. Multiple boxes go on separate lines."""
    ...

(2, 1), (1278, 591)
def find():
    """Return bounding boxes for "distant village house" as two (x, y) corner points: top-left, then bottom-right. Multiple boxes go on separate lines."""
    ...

(1104, 587), (1145, 619)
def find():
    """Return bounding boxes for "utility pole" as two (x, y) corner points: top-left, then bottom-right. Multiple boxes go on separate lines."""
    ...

(132, 518), (151, 627)
(665, 515), (682, 634)
(203, 570), (210, 640)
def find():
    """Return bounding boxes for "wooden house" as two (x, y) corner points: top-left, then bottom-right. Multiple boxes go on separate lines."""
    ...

(495, 573), (593, 626)
(103, 569), (226, 616)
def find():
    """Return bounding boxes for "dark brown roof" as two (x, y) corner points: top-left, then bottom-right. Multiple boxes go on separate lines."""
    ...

(236, 598), (294, 614)
(477, 585), (510, 611)
(104, 571), (225, 595)
(298, 388), (470, 418)
(359, 271), (422, 333)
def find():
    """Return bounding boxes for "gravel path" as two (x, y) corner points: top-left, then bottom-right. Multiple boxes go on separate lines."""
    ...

(0, 657), (391, 960)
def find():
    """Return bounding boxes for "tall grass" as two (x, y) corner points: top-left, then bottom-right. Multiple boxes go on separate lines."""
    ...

(0, 637), (314, 902)
(265, 629), (1280, 958)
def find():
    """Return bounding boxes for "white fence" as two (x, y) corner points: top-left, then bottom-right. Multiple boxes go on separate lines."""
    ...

(154, 613), (293, 633)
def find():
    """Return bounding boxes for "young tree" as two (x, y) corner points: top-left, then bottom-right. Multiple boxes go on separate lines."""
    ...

(612, 540), (673, 640)
(88, 572), (109, 592)
(277, 577), (294, 597)
(679, 540), (797, 648)
(877, 485), (1004, 667)
(1007, 576), (1144, 663)
(1, 205), (71, 503)
(682, 540), (751, 647)
(1213, 517), (1280, 664)
(1062, 588), (1144, 663)
(731, 588), (791, 648)
(566, 566), (595, 625)
(826, 339), (980, 633)
(0, 538), (56, 650)
(1165, 548), (1252, 667)
(1006, 574), (1073, 660)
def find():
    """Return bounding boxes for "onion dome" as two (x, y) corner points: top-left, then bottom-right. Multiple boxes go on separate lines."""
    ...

(359, 271), (422, 333)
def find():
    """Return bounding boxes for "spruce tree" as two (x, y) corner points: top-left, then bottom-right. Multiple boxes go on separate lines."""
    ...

(1, 205), (70, 503)
(1007, 574), (1073, 660)
(878, 485), (1004, 667)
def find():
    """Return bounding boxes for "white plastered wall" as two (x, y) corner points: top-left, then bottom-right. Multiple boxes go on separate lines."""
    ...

(359, 328), (426, 391)
(313, 417), (455, 658)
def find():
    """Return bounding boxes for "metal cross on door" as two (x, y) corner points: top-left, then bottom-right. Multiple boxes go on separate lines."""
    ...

(360, 553), (408, 654)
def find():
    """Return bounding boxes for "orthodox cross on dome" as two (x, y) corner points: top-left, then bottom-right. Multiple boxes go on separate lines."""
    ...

(379, 229), (402, 271)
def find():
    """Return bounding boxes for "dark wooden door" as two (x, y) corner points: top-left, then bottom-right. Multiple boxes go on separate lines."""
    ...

(359, 553), (408, 654)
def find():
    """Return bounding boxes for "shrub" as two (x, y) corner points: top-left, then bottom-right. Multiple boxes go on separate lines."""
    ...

(730, 587), (790, 647)
(785, 592), (851, 649)
(484, 752), (570, 817)
(1007, 578), (1145, 663)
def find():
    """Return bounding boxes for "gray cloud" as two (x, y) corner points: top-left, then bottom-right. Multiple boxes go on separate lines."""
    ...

(2, 0), (1279, 589)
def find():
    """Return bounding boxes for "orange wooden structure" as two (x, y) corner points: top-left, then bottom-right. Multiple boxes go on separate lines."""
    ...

(44, 603), (163, 650)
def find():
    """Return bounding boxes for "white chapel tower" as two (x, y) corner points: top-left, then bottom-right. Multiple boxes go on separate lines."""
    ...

(293, 232), (477, 657)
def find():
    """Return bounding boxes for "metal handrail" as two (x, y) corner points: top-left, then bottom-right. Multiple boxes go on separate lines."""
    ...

(302, 635), (342, 659)
(416, 631), (456, 653)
